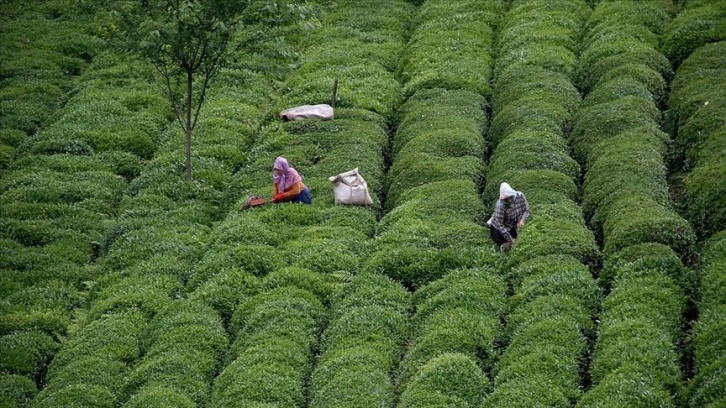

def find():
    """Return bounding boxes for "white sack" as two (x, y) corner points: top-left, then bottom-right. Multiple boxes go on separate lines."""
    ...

(329, 168), (373, 206)
(280, 104), (334, 121)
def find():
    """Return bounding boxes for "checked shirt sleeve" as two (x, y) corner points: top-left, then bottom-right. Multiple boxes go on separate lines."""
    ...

(516, 193), (530, 223)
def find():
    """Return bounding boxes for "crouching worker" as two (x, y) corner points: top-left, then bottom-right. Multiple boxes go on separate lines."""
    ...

(488, 182), (529, 252)
(272, 156), (312, 204)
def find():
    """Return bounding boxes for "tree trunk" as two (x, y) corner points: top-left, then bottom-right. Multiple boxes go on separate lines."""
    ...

(185, 70), (193, 180)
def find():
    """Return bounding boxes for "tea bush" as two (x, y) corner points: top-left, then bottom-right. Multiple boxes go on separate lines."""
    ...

(506, 294), (595, 342)
(576, 367), (674, 408)
(493, 317), (588, 404)
(102, 223), (209, 272)
(602, 273), (684, 341)
(601, 195), (695, 255)
(576, 4), (694, 403)
(0, 330), (58, 378)
(582, 131), (669, 224)
(139, 301), (228, 359)
(589, 318), (681, 391)
(261, 267), (336, 306)
(215, 286), (324, 407)
(486, 131), (580, 181)
(86, 274), (179, 321)
(661, 1), (726, 68)
(0, 283), (84, 335)
(32, 383), (117, 408)
(308, 274), (407, 407)
(570, 98), (664, 165)
(188, 270), (259, 326)
(47, 311), (145, 373)
(599, 243), (692, 295)
(398, 269), (505, 392)
(483, 376), (570, 408)
(42, 357), (128, 397)
(509, 258), (599, 317)
(501, 201), (600, 271)
(123, 386), (196, 408)
(0, 374), (37, 407)
(123, 350), (214, 406)
(402, 8), (495, 97)
(398, 353), (488, 408)
(689, 233), (726, 406)
(0, 3), (101, 138)
(483, 2), (599, 405)
(666, 42), (726, 238)
(310, 347), (395, 408)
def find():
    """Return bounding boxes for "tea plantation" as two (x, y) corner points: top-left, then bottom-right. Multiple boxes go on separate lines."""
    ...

(1, 0), (725, 407)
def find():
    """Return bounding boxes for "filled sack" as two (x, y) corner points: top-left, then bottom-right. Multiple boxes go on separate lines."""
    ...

(329, 168), (373, 206)
(280, 104), (334, 121)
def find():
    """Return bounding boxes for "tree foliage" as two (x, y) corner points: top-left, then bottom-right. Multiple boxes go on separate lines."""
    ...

(108, 0), (312, 179)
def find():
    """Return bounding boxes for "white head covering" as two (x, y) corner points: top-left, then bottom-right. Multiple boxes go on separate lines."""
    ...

(499, 182), (516, 200)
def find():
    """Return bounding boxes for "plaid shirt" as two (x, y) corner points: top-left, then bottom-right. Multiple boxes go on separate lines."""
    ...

(491, 192), (530, 242)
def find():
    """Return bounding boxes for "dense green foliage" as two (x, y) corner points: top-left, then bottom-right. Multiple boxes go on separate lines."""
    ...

(0, 0), (724, 406)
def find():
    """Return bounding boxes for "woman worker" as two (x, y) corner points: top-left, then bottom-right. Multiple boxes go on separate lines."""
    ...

(272, 156), (312, 204)
(488, 182), (529, 252)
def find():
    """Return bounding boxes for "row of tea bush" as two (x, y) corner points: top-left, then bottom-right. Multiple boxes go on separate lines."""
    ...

(0, 0), (103, 169)
(378, 2), (505, 405)
(205, 1), (412, 406)
(573, 2), (694, 406)
(28, 13), (285, 404)
(664, 2), (726, 404)
(0, 2), (171, 403)
(482, 1), (600, 406)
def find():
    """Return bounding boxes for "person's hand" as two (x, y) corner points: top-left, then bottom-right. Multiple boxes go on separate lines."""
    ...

(517, 220), (525, 231)
(272, 194), (284, 203)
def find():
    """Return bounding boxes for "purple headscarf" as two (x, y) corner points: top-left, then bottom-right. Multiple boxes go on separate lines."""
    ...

(273, 156), (302, 192)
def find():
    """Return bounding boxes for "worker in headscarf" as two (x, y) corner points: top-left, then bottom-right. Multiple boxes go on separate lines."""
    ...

(272, 156), (312, 204)
(488, 182), (530, 252)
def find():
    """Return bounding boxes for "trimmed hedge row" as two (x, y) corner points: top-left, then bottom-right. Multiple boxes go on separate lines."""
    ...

(572, 1), (695, 256)
(0, 15), (173, 398)
(32, 311), (146, 407)
(579, 263), (686, 407)
(398, 268), (505, 402)
(401, 0), (501, 98)
(574, 3), (692, 406)
(285, 0), (412, 120)
(368, 88), (496, 288)
(661, 0), (726, 69)
(310, 273), (409, 407)
(204, 2), (409, 406)
(663, 12), (726, 404)
(487, 223), (597, 402)
(688, 233), (726, 406)
(482, 2), (601, 406)
(666, 41), (726, 239)
(0, 1), (102, 153)
(212, 285), (326, 407)
(399, 353), (489, 408)
(35, 16), (288, 407)
(122, 300), (228, 407)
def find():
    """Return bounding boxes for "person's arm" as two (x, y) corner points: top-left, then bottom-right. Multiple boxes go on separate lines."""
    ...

(517, 193), (530, 229)
(491, 201), (513, 242)
(274, 180), (304, 201)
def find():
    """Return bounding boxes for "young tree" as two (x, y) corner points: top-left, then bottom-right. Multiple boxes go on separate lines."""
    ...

(111, 0), (311, 180)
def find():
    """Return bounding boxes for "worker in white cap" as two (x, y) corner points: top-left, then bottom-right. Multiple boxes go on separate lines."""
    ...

(487, 182), (530, 252)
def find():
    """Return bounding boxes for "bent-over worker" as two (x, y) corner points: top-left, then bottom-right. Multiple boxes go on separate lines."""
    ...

(272, 156), (312, 204)
(489, 182), (529, 252)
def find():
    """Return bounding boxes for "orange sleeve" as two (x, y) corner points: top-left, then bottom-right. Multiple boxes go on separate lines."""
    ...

(279, 180), (304, 199)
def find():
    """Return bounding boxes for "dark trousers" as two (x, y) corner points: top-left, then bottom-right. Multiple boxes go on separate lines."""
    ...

(490, 225), (518, 246)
